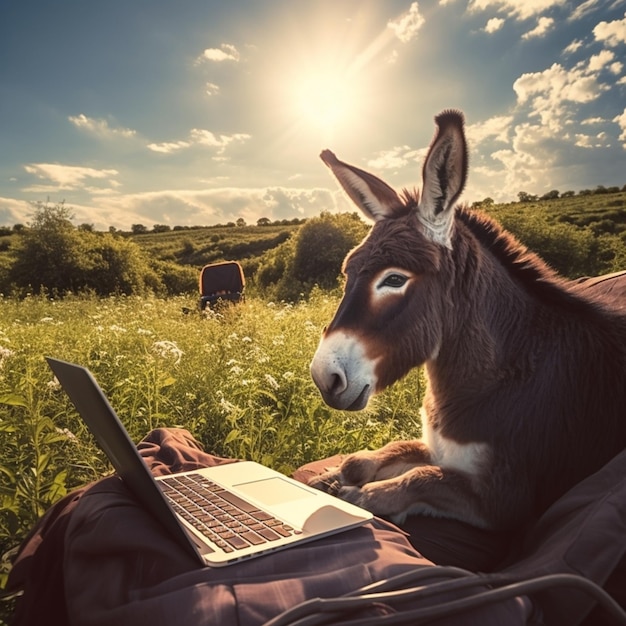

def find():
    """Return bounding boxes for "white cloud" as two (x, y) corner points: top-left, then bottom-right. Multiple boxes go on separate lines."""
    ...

(205, 82), (220, 96)
(466, 115), (514, 144)
(68, 114), (136, 139)
(468, 0), (566, 20)
(147, 140), (191, 154)
(563, 39), (584, 55)
(513, 61), (607, 130)
(569, 0), (603, 21)
(23, 163), (119, 189)
(388, 2), (425, 43)
(0, 197), (33, 227)
(581, 117), (605, 125)
(594, 13), (626, 47)
(198, 43), (240, 63)
(147, 130), (251, 155)
(587, 49), (616, 72)
(522, 16), (555, 40)
(575, 131), (610, 148)
(484, 17), (505, 33)
(367, 145), (424, 170)
(614, 108), (626, 145)
(91, 186), (338, 229)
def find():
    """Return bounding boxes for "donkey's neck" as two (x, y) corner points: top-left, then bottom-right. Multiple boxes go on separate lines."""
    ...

(427, 215), (541, 394)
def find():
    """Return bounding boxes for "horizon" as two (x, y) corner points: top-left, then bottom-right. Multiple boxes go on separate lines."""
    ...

(1, 0), (625, 231)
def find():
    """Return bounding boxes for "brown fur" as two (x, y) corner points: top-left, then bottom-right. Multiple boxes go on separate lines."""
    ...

(309, 111), (626, 532)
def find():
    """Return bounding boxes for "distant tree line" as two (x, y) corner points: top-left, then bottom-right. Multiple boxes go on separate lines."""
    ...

(1, 189), (625, 301)
(472, 184), (626, 208)
(0, 203), (367, 301)
(126, 217), (305, 236)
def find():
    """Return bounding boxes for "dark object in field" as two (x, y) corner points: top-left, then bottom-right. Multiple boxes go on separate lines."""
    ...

(199, 261), (245, 310)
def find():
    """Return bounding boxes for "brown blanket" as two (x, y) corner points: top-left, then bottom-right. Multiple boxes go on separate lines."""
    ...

(7, 428), (534, 626)
(7, 426), (626, 625)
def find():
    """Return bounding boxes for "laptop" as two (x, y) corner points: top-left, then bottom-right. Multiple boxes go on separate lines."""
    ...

(46, 357), (372, 567)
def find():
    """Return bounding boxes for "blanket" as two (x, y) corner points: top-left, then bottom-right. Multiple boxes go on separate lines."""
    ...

(7, 427), (626, 625)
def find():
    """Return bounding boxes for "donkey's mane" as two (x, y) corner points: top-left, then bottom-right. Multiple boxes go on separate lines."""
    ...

(454, 206), (597, 312)
(398, 188), (600, 312)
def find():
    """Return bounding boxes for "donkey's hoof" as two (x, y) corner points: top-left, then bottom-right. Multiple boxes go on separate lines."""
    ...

(309, 471), (342, 494)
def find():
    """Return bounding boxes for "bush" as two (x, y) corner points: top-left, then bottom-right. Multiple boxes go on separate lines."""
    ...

(6, 203), (162, 296)
(256, 212), (368, 301)
(496, 212), (621, 278)
(152, 260), (198, 295)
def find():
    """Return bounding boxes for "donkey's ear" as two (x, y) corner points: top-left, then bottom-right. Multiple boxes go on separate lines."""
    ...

(418, 110), (468, 248)
(320, 149), (405, 222)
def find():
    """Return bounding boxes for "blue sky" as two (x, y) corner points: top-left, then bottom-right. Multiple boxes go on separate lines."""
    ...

(1, 0), (625, 230)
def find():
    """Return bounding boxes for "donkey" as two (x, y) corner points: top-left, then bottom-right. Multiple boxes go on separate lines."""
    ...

(309, 110), (626, 532)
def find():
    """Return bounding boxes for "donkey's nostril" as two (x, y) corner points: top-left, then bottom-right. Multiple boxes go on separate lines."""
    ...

(329, 370), (347, 395)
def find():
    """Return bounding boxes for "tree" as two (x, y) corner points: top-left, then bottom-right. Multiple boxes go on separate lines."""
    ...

(518, 191), (538, 202)
(540, 190), (560, 200)
(9, 202), (90, 294)
(7, 202), (162, 296)
(131, 223), (148, 234)
(257, 217), (271, 226)
(236, 218), (246, 227)
(256, 212), (368, 301)
(472, 197), (494, 209)
(153, 224), (171, 233)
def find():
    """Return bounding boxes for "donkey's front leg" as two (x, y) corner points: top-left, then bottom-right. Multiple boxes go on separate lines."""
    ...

(309, 439), (431, 495)
(337, 465), (490, 529)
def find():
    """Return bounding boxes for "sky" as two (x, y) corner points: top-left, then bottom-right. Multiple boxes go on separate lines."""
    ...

(1, 0), (625, 231)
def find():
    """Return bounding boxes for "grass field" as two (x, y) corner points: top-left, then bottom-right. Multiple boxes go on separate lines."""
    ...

(0, 291), (424, 606)
(1, 191), (626, 620)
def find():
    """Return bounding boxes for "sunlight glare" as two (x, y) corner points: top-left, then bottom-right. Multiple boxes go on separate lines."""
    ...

(293, 72), (355, 135)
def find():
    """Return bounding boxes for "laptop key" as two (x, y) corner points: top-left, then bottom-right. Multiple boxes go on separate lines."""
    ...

(216, 490), (260, 513)
(224, 535), (250, 550)
(241, 530), (266, 545)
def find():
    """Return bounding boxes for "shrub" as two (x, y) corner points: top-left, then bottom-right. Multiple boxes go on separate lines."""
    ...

(7, 203), (162, 297)
(256, 212), (368, 301)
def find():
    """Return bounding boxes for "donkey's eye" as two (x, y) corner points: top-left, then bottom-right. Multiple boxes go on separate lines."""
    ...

(380, 273), (408, 288)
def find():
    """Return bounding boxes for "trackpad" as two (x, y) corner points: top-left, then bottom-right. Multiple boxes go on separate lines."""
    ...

(235, 477), (314, 506)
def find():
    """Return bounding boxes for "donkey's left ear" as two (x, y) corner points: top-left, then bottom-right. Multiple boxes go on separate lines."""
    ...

(418, 110), (468, 248)
(320, 149), (405, 222)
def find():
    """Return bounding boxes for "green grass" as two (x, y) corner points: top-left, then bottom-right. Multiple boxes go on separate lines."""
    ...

(0, 291), (424, 607)
(129, 223), (299, 273)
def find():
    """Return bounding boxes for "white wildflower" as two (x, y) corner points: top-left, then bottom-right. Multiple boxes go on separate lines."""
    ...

(109, 325), (127, 333)
(242, 336), (252, 343)
(47, 377), (61, 391)
(55, 426), (77, 441)
(0, 346), (15, 370)
(264, 374), (279, 390)
(229, 365), (243, 375)
(152, 340), (184, 364)
(219, 397), (237, 413)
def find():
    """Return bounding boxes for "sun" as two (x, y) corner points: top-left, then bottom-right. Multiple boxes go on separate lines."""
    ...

(292, 72), (354, 135)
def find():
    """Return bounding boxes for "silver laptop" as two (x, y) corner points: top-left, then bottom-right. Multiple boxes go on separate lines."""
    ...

(46, 357), (372, 567)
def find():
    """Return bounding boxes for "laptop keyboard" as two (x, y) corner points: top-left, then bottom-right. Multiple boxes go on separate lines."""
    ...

(159, 473), (301, 553)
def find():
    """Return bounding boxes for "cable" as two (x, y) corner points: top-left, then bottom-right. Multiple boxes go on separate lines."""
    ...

(263, 572), (626, 626)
